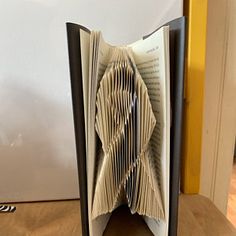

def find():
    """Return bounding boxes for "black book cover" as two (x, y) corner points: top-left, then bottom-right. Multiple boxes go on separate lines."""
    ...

(166, 17), (186, 236)
(66, 23), (90, 236)
(164, 17), (186, 236)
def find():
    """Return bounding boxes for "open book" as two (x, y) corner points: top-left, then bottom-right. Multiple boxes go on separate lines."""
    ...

(67, 17), (186, 236)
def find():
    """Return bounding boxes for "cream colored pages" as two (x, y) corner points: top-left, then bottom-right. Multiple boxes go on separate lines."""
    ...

(86, 26), (170, 236)
(87, 32), (114, 236)
(91, 46), (165, 229)
(80, 29), (90, 153)
(129, 26), (170, 236)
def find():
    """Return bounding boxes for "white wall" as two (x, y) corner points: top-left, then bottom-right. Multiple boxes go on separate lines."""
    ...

(0, 0), (182, 202)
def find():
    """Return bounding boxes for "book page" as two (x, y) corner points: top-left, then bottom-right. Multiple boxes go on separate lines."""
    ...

(80, 29), (90, 152)
(87, 32), (114, 236)
(92, 48), (164, 222)
(85, 27), (170, 236)
(129, 26), (170, 236)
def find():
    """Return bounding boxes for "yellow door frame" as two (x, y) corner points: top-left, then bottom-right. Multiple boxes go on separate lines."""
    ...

(181, 0), (208, 193)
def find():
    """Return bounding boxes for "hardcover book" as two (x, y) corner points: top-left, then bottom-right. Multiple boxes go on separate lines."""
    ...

(66, 17), (186, 236)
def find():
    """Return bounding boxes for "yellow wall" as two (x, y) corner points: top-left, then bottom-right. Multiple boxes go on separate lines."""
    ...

(181, 0), (208, 193)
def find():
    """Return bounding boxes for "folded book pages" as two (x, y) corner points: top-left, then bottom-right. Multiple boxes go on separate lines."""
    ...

(92, 48), (164, 221)
(83, 27), (170, 236)
(65, 17), (190, 236)
(67, 17), (186, 236)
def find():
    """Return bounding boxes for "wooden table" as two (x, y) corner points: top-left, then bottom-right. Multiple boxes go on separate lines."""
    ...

(0, 195), (235, 236)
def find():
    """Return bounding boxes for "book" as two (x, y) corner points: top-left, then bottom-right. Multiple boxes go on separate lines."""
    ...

(66, 17), (186, 236)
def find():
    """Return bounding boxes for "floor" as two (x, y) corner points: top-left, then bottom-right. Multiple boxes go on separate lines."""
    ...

(227, 163), (236, 227)
(0, 195), (235, 236)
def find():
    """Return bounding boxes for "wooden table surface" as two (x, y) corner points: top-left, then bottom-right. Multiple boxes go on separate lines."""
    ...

(0, 195), (235, 236)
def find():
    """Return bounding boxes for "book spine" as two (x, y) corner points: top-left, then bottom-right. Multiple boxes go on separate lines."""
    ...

(66, 23), (89, 236)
